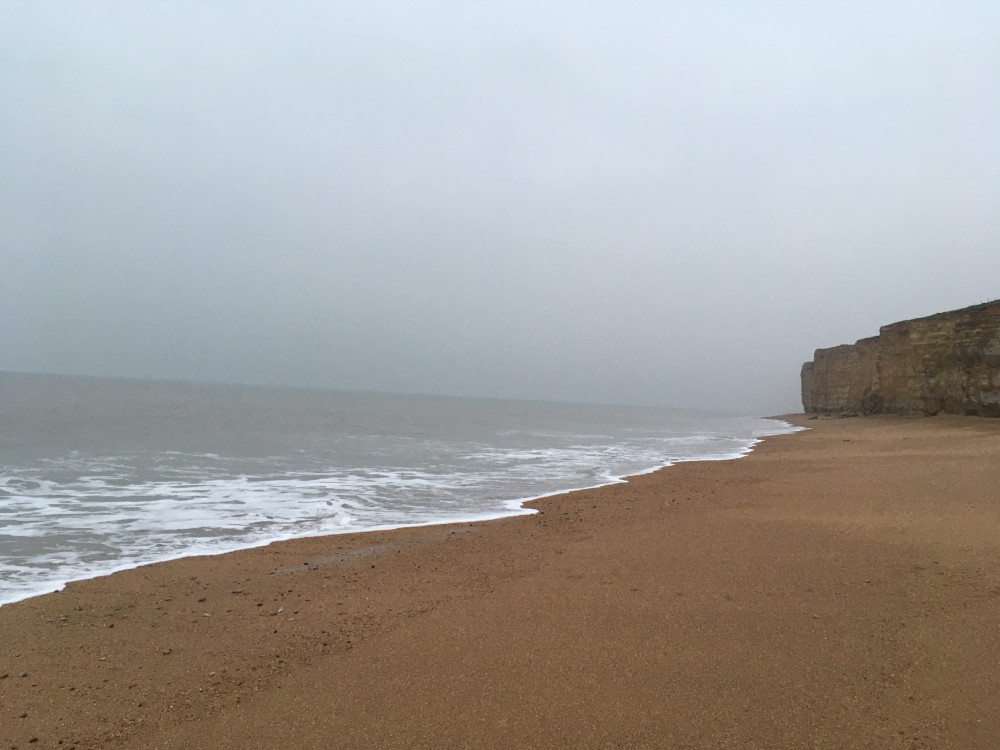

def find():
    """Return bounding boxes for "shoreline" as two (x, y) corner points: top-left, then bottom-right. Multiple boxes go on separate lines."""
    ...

(0, 418), (797, 609)
(3, 414), (999, 748)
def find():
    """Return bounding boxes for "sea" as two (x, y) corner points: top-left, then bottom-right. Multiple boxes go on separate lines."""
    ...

(0, 372), (799, 606)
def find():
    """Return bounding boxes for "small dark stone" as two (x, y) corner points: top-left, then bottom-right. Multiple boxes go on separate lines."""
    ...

(198, 597), (206, 603)
(21, 672), (29, 677)
(107, 624), (114, 628)
(20, 713), (27, 718)
(69, 687), (75, 691)
(256, 603), (263, 607)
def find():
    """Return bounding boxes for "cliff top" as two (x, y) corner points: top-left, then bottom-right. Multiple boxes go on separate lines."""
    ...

(883, 299), (1000, 329)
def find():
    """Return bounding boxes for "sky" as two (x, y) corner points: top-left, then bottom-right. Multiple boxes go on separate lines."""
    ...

(2, 1), (998, 414)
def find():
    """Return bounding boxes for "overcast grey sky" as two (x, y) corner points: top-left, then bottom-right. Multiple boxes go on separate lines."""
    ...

(2, 1), (998, 414)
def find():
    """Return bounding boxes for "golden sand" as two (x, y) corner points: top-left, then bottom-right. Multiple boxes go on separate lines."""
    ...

(3, 415), (999, 748)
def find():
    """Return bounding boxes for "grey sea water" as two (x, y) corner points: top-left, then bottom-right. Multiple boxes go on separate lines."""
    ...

(0, 372), (798, 606)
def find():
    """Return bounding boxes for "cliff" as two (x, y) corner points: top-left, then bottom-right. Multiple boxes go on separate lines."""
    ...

(801, 301), (1000, 417)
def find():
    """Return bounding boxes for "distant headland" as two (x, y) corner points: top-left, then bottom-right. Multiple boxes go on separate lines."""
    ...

(801, 300), (1000, 417)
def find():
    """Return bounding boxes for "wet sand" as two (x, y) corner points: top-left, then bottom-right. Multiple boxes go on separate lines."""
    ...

(2, 414), (999, 749)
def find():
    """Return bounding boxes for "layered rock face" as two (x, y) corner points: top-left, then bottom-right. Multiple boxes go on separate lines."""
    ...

(802, 301), (1000, 417)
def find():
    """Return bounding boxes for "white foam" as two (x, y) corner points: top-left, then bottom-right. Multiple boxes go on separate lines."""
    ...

(0, 417), (801, 607)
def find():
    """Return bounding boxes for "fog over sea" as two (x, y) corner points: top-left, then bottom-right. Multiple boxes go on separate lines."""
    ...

(0, 372), (799, 606)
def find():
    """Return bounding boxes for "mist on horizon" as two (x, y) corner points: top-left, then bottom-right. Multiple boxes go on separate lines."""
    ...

(2, 1), (998, 415)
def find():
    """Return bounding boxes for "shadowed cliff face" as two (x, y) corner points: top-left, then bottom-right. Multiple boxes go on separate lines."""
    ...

(802, 301), (1000, 417)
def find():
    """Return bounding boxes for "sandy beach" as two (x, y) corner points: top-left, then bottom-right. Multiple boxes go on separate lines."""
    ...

(2, 414), (999, 749)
